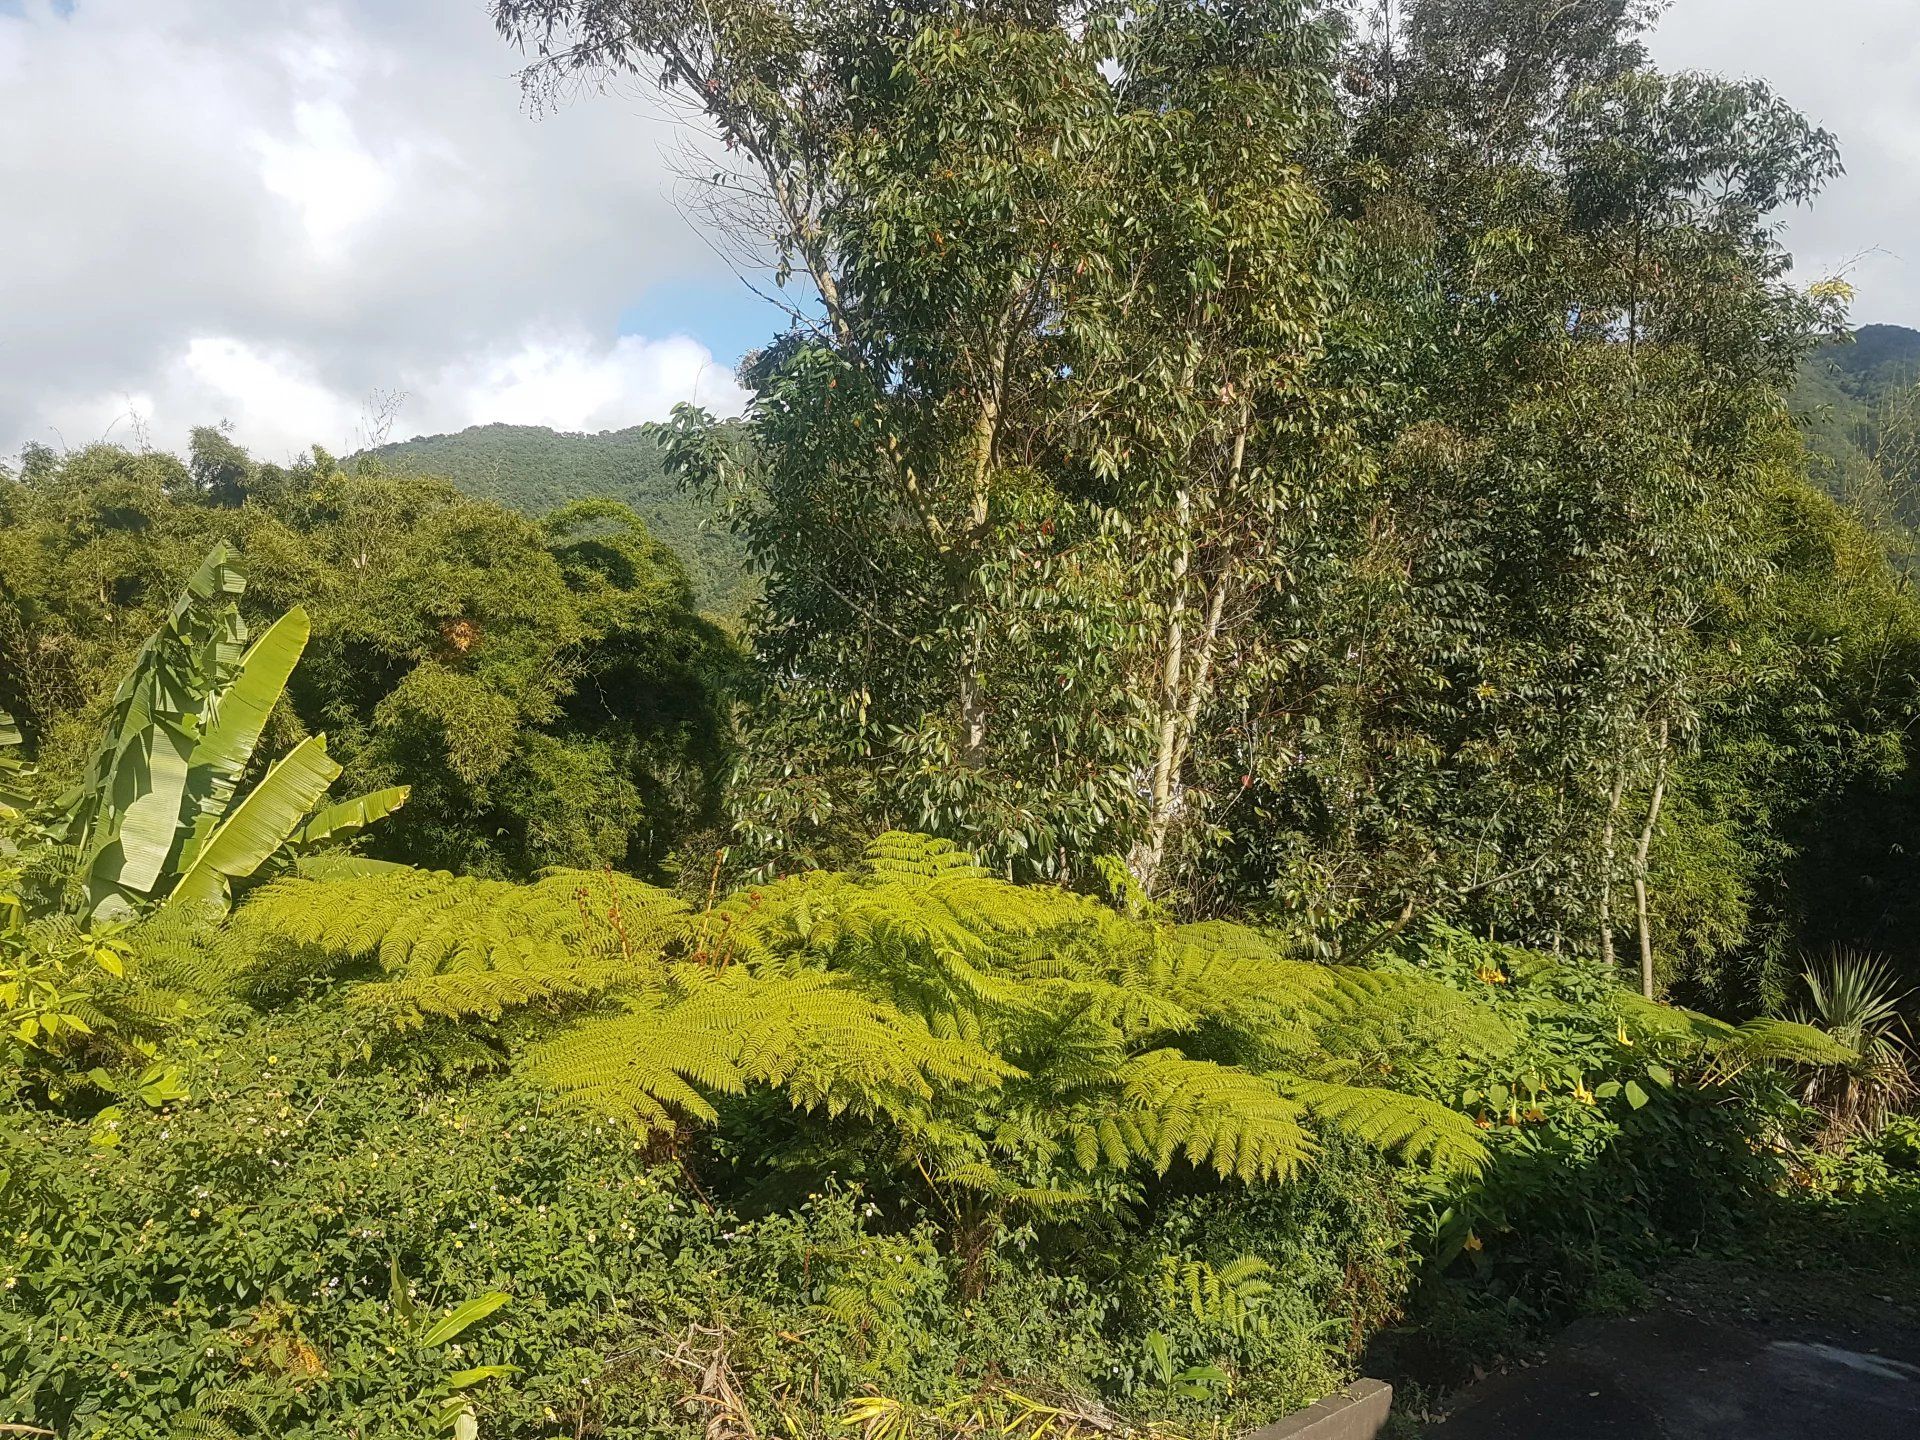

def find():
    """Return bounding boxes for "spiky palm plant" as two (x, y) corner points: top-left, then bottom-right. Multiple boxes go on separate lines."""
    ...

(1794, 949), (1914, 1141)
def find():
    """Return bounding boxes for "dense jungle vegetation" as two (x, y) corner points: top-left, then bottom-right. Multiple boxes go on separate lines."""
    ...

(6, 1), (1920, 1436)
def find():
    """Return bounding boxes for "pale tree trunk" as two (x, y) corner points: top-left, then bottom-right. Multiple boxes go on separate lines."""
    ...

(957, 340), (1009, 764)
(1135, 418), (1247, 893)
(1632, 719), (1670, 999)
(1598, 764), (1625, 969)
(1145, 487), (1193, 846)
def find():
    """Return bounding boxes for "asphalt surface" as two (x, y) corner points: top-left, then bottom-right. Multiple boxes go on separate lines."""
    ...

(1426, 1302), (1920, 1439)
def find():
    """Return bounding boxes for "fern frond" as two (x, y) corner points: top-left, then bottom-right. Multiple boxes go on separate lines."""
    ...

(862, 830), (988, 879)
(1283, 1077), (1488, 1175)
(236, 866), (686, 1025)
(345, 960), (655, 1027)
(526, 970), (1014, 1135)
(1100, 1049), (1313, 1181)
(1165, 1255), (1274, 1336)
(1615, 991), (1736, 1048)
(1713, 1017), (1860, 1072)
(171, 1413), (247, 1440)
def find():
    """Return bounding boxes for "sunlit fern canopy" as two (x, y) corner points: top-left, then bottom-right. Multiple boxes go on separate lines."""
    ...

(237, 833), (1505, 1192)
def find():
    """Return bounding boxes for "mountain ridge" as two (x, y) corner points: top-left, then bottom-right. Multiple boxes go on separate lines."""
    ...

(362, 420), (753, 618)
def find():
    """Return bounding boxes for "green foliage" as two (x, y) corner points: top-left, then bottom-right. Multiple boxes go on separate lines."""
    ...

(0, 707), (30, 810)
(1790, 949), (1915, 1139)
(363, 422), (754, 620)
(17, 541), (406, 921)
(41, 542), (377, 920)
(6, 841), (1885, 1435)
(0, 545), (407, 1101)
(239, 833), (1495, 1199)
(0, 1000), (1404, 1437)
(0, 436), (741, 883)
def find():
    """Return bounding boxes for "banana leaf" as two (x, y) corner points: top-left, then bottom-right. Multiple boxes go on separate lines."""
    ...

(107, 715), (196, 896)
(0, 707), (30, 809)
(293, 785), (410, 849)
(60, 543), (244, 824)
(177, 606), (312, 871)
(163, 735), (342, 915)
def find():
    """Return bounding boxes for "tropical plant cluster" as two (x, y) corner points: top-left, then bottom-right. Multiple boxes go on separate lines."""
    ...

(6, 0), (1920, 1436)
(0, 433), (742, 881)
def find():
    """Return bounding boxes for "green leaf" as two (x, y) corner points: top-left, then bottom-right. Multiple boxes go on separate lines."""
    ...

(0, 707), (32, 808)
(1624, 1080), (1649, 1110)
(293, 786), (410, 849)
(110, 717), (196, 896)
(421, 1292), (511, 1348)
(179, 607), (312, 870)
(133, 1062), (190, 1108)
(389, 1255), (417, 1324)
(446, 1363), (519, 1387)
(162, 735), (342, 915)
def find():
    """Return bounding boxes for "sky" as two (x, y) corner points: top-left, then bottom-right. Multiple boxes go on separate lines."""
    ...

(0, 0), (1915, 463)
(1648, 0), (1920, 330)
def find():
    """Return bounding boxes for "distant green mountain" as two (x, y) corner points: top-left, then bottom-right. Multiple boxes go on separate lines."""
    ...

(1793, 323), (1920, 529)
(364, 422), (754, 618)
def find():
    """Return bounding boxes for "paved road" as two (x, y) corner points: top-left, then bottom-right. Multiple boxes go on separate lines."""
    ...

(1427, 1303), (1920, 1439)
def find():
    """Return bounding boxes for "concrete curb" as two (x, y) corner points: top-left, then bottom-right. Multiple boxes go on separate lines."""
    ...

(1243, 1379), (1393, 1440)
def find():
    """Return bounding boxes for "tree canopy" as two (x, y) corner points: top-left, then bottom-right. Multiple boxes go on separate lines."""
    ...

(0, 433), (742, 881)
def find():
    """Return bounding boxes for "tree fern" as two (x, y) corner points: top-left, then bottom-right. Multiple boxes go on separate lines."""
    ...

(1710, 1016), (1860, 1075)
(237, 865), (685, 1020)
(523, 969), (1012, 1133)
(232, 832), (1518, 1191)
(1281, 1078), (1488, 1175)
(1105, 1049), (1315, 1182)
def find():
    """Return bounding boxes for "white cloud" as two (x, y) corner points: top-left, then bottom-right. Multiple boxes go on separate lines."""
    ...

(30, 328), (748, 463)
(0, 0), (753, 463)
(251, 100), (398, 254)
(1650, 0), (1920, 328)
(439, 332), (750, 434)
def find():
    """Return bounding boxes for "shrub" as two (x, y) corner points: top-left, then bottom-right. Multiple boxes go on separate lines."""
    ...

(0, 1000), (1410, 1438)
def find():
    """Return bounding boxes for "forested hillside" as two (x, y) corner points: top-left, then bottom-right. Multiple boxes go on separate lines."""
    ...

(364, 422), (754, 618)
(1796, 323), (1920, 526)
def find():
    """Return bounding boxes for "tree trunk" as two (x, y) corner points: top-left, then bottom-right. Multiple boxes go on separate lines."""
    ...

(1136, 416), (1247, 893)
(956, 343), (1009, 764)
(1598, 763), (1625, 969)
(1140, 488), (1194, 886)
(1632, 719), (1670, 999)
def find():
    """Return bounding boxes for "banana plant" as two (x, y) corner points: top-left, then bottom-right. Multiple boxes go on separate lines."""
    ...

(390, 1259), (516, 1438)
(0, 707), (30, 812)
(38, 544), (405, 919)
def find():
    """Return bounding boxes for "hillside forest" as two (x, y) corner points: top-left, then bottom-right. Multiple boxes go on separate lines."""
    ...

(6, 2), (1920, 1437)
